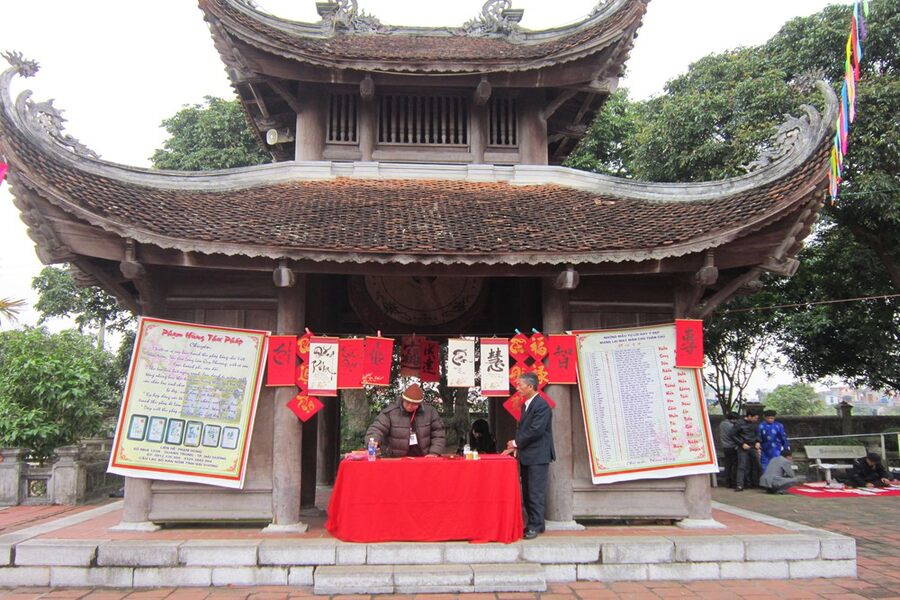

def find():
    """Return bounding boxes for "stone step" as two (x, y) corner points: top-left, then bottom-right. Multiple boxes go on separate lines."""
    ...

(314, 563), (547, 595)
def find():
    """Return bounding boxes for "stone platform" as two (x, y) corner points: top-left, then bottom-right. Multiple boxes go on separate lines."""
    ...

(0, 501), (857, 594)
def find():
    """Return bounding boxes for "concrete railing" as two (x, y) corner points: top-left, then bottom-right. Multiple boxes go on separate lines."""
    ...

(0, 439), (122, 506)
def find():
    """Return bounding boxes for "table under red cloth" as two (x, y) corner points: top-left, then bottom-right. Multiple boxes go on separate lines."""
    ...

(325, 455), (523, 543)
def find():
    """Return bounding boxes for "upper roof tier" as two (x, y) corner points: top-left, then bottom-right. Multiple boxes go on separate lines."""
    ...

(0, 53), (834, 274)
(199, 0), (649, 75)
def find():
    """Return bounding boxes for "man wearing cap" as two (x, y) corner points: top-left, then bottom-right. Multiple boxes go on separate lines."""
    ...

(365, 383), (446, 457)
(844, 452), (897, 488)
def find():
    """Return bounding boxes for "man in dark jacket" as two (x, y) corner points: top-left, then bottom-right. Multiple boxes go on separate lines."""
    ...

(729, 407), (761, 491)
(505, 372), (555, 539)
(845, 452), (896, 488)
(366, 383), (445, 457)
(718, 412), (739, 488)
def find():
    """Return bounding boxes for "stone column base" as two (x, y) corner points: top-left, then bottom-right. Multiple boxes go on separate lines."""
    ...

(261, 521), (309, 534)
(110, 520), (160, 532)
(676, 518), (726, 530)
(545, 520), (586, 531)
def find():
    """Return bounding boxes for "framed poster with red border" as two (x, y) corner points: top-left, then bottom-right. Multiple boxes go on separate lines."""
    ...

(107, 317), (269, 489)
(574, 324), (717, 485)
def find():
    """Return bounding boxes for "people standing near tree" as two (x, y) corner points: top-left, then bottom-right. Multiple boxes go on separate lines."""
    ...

(757, 409), (790, 471)
(365, 383), (445, 457)
(504, 372), (555, 539)
(718, 412), (739, 488)
(730, 407), (762, 491)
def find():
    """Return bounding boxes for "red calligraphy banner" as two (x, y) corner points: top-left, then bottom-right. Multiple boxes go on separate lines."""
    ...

(675, 319), (704, 369)
(509, 362), (532, 386)
(337, 338), (365, 389)
(362, 336), (394, 387)
(399, 336), (421, 378)
(503, 391), (526, 422)
(296, 363), (309, 391)
(266, 335), (297, 387)
(296, 332), (312, 386)
(529, 332), (549, 361)
(419, 339), (441, 383)
(508, 333), (529, 362)
(533, 362), (550, 390)
(546, 335), (577, 384)
(286, 394), (324, 422)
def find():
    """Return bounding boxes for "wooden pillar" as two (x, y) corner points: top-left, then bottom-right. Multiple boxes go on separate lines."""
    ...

(542, 278), (578, 527)
(301, 413), (318, 509)
(359, 95), (376, 162)
(470, 102), (487, 164)
(674, 284), (721, 527)
(518, 91), (548, 166)
(295, 86), (327, 161)
(266, 276), (308, 532)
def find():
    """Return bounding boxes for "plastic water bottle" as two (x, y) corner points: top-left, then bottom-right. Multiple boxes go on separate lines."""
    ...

(367, 437), (376, 462)
(464, 443), (471, 459)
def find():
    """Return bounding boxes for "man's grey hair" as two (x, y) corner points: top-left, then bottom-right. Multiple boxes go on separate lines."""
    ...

(518, 372), (539, 390)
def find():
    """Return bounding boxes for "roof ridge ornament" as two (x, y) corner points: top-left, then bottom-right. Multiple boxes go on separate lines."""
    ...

(463, 0), (524, 38)
(590, 0), (614, 17)
(742, 103), (822, 173)
(317, 1), (385, 34)
(1, 51), (100, 160)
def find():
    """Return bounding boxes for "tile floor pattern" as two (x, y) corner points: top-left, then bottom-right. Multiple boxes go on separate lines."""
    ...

(0, 487), (897, 599)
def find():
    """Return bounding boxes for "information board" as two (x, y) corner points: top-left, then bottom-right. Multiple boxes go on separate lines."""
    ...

(108, 317), (269, 489)
(575, 324), (718, 484)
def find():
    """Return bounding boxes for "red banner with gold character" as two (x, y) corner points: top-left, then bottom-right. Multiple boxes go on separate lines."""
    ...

(362, 336), (394, 386)
(286, 394), (323, 422)
(337, 338), (365, 389)
(266, 335), (297, 387)
(400, 336), (422, 378)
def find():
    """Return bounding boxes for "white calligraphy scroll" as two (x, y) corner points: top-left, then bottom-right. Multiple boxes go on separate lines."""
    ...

(480, 338), (510, 397)
(308, 337), (339, 396)
(575, 324), (718, 485)
(446, 338), (476, 388)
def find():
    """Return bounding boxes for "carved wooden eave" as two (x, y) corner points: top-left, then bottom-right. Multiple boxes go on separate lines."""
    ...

(199, 0), (649, 161)
(0, 54), (835, 313)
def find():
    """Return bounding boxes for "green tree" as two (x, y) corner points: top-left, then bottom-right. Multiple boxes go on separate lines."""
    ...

(0, 328), (119, 462)
(568, 0), (899, 391)
(32, 266), (134, 350)
(0, 297), (26, 325)
(150, 96), (271, 171)
(763, 383), (825, 416)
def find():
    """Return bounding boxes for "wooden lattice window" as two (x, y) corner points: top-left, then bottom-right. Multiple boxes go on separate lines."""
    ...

(489, 96), (518, 147)
(327, 92), (359, 144)
(378, 94), (469, 145)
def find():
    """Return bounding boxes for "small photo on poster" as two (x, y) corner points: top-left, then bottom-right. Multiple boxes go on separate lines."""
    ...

(202, 424), (222, 448)
(146, 417), (167, 443)
(184, 421), (203, 447)
(221, 427), (240, 450)
(165, 419), (185, 445)
(127, 415), (148, 441)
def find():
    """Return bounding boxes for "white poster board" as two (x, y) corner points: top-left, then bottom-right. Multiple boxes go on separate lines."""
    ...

(108, 317), (268, 489)
(575, 324), (718, 484)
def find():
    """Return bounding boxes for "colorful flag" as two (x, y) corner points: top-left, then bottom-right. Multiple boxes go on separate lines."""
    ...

(308, 337), (339, 396)
(286, 394), (323, 422)
(266, 335), (297, 387)
(362, 336), (394, 386)
(480, 338), (510, 397)
(446, 338), (475, 388)
(675, 319), (704, 369)
(337, 338), (365, 389)
(546, 335), (577, 384)
(419, 339), (441, 383)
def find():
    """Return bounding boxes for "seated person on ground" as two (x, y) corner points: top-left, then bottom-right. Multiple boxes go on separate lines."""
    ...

(468, 418), (496, 454)
(365, 383), (446, 457)
(843, 452), (897, 488)
(759, 449), (804, 494)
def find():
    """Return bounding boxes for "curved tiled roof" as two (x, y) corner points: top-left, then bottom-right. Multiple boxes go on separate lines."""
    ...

(0, 58), (834, 267)
(199, 0), (649, 74)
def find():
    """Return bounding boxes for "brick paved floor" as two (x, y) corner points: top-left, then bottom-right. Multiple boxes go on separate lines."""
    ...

(1, 489), (898, 599)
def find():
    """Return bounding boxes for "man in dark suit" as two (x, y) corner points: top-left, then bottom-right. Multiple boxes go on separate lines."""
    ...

(505, 372), (555, 539)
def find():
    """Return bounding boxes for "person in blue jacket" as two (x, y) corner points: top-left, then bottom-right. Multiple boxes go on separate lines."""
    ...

(757, 409), (790, 471)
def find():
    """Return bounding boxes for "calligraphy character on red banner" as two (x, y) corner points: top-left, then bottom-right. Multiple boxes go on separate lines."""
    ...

(266, 335), (297, 387)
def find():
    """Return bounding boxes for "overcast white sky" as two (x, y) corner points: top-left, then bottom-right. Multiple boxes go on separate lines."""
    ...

(0, 0), (844, 392)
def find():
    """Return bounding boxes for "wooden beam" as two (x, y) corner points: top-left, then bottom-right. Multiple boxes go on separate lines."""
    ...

(265, 78), (303, 115)
(541, 89), (579, 121)
(70, 258), (140, 314)
(247, 83), (271, 120)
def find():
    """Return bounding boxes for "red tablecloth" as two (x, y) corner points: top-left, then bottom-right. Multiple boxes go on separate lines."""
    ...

(325, 455), (523, 543)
